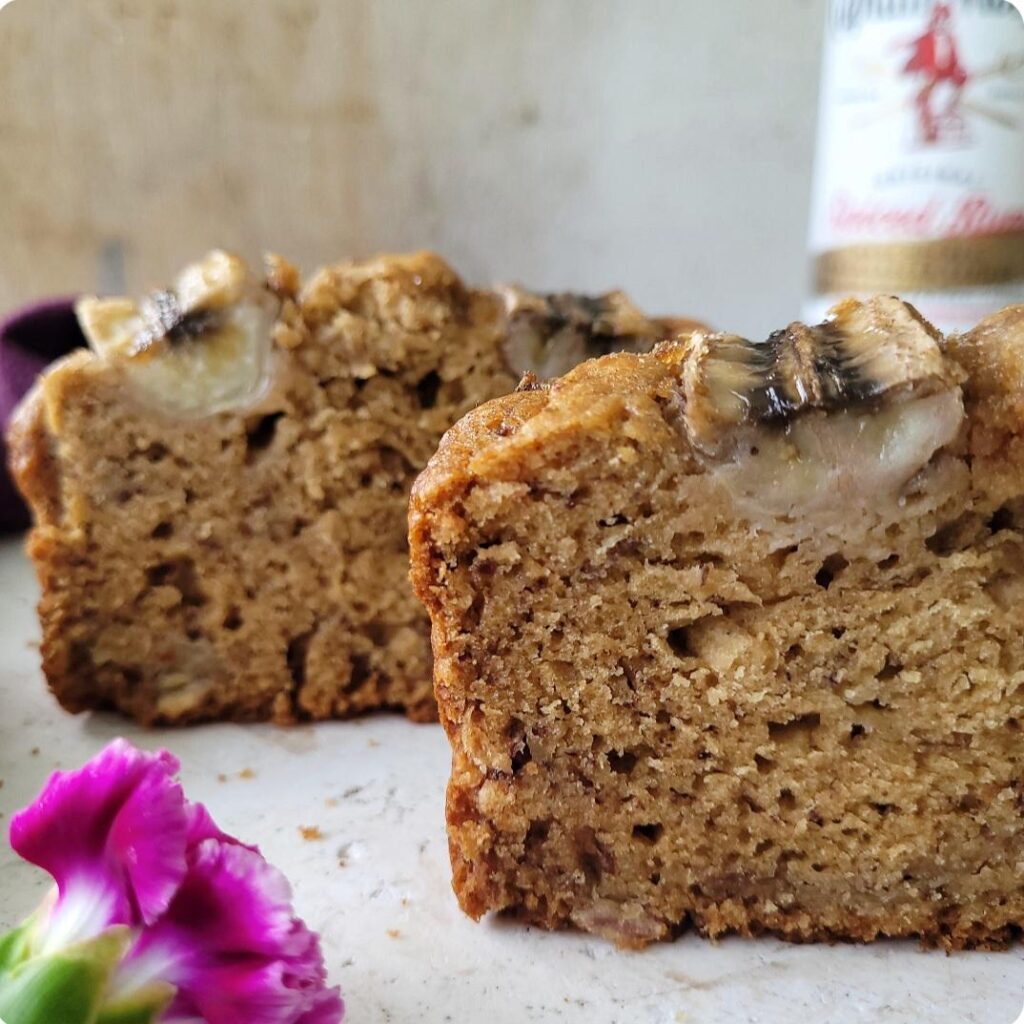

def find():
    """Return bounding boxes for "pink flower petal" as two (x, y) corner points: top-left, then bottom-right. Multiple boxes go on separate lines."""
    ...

(9, 740), (189, 927)
(172, 840), (298, 956)
(172, 960), (343, 1024)
(185, 801), (256, 853)
(296, 990), (346, 1024)
(137, 839), (342, 1023)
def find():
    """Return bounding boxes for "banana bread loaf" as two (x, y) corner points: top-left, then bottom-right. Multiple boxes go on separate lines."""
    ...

(409, 298), (1024, 948)
(9, 250), (688, 724)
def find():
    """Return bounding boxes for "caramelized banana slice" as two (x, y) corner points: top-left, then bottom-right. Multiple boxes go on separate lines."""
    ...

(679, 297), (967, 539)
(500, 286), (675, 379)
(77, 251), (279, 416)
(681, 296), (955, 454)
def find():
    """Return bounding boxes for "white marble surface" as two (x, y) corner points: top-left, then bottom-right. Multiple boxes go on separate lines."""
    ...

(0, 536), (1022, 1023)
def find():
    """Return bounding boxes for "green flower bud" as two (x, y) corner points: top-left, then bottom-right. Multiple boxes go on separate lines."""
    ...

(0, 928), (128, 1024)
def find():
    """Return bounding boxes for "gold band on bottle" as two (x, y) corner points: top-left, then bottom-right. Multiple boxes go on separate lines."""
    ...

(814, 232), (1024, 293)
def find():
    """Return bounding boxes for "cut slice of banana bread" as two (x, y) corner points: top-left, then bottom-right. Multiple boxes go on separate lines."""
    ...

(9, 250), (689, 725)
(409, 298), (1024, 949)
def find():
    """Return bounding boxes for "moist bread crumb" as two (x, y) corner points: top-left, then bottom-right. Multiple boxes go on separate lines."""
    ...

(9, 250), (688, 725)
(409, 299), (1024, 949)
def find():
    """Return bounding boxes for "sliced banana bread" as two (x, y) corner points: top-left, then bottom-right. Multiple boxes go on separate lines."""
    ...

(9, 250), (687, 724)
(410, 298), (1024, 948)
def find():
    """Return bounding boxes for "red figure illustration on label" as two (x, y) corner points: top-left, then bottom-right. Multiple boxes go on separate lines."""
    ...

(903, 3), (970, 144)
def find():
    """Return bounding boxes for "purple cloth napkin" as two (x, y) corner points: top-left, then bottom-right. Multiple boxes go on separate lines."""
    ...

(0, 298), (83, 532)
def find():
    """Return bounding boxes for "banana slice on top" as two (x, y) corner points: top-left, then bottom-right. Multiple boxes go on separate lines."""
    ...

(76, 250), (280, 417)
(677, 296), (967, 535)
(499, 286), (672, 380)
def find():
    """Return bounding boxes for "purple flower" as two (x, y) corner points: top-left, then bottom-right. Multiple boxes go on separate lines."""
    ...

(2, 740), (343, 1024)
(10, 741), (188, 936)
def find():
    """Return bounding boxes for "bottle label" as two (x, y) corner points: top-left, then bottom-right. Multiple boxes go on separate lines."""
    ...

(809, 0), (1024, 329)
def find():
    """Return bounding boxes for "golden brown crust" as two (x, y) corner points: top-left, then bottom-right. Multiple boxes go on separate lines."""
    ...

(410, 300), (1024, 950)
(8, 375), (66, 531)
(10, 251), (678, 726)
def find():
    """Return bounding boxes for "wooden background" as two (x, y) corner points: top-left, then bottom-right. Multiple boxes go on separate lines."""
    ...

(0, 0), (822, 336)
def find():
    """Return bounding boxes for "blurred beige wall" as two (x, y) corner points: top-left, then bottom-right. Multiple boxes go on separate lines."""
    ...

(0, 0), (823, 336)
